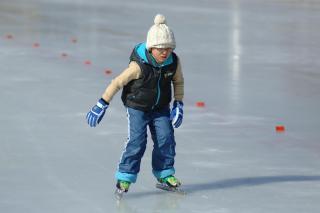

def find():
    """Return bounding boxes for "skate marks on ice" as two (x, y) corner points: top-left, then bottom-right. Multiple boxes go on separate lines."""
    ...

(115, 184), (186, 201)
(118, 185), (187, 201)
(182, 175), (320, 193)
(114, 176), (320, 212)
(156, 183), (187, 195)
(115, 192), (185, 213)
(116, 175), (320, 200)
(115, 187), (187, 213)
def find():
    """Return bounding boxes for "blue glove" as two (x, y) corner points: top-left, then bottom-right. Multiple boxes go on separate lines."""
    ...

(170, 100), (183, 128)
(86, 98), (109, 127)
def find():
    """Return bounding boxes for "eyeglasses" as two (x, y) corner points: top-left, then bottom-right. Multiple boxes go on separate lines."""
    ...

(154, 48), (173, 53)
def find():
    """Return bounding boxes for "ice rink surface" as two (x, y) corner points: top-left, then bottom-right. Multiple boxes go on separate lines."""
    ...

(1, 0), (320, 212)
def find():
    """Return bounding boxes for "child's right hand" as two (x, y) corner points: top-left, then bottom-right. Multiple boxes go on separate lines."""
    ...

(86, 98), (109, 127)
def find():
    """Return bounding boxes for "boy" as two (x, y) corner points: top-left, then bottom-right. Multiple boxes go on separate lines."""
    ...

(86, 14), (184, 195)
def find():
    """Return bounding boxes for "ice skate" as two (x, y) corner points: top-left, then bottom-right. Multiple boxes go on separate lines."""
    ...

(114, 180), (131, 200)
(156, 175), (186, 195)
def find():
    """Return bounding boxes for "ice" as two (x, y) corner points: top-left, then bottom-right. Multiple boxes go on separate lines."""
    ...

(1, 0), (320, 212)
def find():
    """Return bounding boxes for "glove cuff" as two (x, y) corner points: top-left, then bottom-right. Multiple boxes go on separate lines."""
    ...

(173, 100), (183, 108)
(97, 98), (109, 109)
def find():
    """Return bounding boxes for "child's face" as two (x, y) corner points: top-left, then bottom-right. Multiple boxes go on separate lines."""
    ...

(151, 48), (173, 64)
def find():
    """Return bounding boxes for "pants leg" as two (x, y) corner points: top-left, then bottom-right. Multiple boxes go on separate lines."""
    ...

(149, 108), (176, 179)
(115, 108), (149, 183)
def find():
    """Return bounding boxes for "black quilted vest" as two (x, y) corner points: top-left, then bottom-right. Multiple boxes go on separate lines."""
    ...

(121, 47), (178, 111)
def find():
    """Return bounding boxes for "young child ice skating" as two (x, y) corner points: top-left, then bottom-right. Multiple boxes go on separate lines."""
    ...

(86, 14), (184, 196)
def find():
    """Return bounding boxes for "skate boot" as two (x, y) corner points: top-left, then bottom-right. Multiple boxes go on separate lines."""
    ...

(156, 175), (185, 194)
(115, 180), (130, 200)
(158, 175), (181, 187)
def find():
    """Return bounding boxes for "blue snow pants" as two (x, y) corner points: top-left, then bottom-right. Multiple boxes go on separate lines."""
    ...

(115, 107), (176, 183)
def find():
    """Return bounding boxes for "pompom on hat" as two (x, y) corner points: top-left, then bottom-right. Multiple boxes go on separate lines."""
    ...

(146, 14), (176, 50)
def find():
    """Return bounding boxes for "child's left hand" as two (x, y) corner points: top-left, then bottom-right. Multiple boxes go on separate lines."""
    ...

(170, 100), (183, 128)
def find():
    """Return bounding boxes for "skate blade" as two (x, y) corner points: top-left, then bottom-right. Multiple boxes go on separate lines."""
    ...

(156, 183), (186, 195)
(115, 188), (125, 200)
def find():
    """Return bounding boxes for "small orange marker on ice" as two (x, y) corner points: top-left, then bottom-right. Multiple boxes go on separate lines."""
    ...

(275, 125), (285, 133)
(84, 60), (92, 65)
(105, 69), (112, 75)
(71, 38), (77, 43)
(196, 101), (205, 108)
(33, 43), (40, 48)
(61, 53), (68, 58)
(6, 34), (14, 39)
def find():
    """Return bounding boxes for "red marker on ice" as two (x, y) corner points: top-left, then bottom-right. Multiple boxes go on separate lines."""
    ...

(196, 101), (205, 108)
(275, 125), (285, 133)
(105, 69), (112, 75)
(33, 43), (40, 48)
(84, 60), (92, 65)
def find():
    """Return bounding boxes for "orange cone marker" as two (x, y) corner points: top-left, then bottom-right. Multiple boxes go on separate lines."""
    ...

(196, 101), (205, 108)
(105, 69), (112, 75)
(275, 125), (285, 133)
(6, 34), (14, 39)
(61, 53), (68, 58)
(84, 60), (92, 65)
(71, 38), (77, 43)
(33, 43), (40, 48)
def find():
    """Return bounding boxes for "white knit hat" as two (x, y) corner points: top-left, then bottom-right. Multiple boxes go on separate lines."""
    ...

(146, 14), (176, 50)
